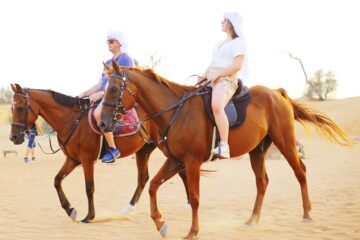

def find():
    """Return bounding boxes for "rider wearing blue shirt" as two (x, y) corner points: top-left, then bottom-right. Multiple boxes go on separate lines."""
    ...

(79, 31), (133, 163)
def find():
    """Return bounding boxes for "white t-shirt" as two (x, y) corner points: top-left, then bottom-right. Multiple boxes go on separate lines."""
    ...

(210, 37), (249, 84)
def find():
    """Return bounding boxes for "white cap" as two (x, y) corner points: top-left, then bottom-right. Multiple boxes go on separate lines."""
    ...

(107, 31), (128, 53)
(223, 12), (244, 39)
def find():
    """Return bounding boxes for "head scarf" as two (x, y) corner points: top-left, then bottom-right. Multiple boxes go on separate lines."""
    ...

(223, 12), (244, 39)
(107, 31), (128, 53)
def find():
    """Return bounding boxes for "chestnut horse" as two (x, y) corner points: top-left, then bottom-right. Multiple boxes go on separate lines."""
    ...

(9, 83), (189, 223)
(99, 61), (353, 239)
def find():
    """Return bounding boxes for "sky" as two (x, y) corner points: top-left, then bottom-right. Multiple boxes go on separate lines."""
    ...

(0, 0), (359, 99)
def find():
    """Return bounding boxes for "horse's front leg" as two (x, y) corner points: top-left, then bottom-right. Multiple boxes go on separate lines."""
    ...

(183, 160), (201, 240)
(54, 157), (80, 221)
(149, 158), (182, 237)
(81, 160), (95, 223)
(178, 169), (190, 205)
(122, 143), (156, 214)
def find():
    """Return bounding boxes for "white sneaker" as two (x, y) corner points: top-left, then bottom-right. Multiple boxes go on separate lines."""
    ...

(211, 142), (230, 159)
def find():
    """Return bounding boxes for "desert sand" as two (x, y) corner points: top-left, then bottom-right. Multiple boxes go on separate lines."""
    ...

(0, 97), (359, 240)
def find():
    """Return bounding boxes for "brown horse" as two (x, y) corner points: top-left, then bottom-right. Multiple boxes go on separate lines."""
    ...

(9, 83), (189, 223)
(99, 61), (353, 239)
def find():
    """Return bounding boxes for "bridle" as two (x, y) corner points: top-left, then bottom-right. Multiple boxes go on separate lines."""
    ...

(11, 88), (93, 155)
(101, 70), (135, 124)
(11, 88), (36, 132)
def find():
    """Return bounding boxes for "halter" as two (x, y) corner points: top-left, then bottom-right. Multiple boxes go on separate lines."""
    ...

(101, 70), (135, 124)
(11, 89), (36, 131)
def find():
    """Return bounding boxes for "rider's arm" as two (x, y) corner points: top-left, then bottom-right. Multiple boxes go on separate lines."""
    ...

(207, 55), (244, 82)
(197, 67), (210, 84)
(78, 78), (102, 98)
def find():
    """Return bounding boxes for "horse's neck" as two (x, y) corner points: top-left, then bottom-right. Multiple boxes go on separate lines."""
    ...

(32, 91), (78, 135)
(134, 77), (184, 128)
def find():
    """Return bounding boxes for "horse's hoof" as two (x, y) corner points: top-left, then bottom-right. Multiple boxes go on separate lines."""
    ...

(302, 217), (313, 223)
(69, 208), (77, 221)
(183, 233), (198, 240)
(80, 218), (90, 223)
(244, 214), (259, 226)
(80, 215), (95, 223)
(120, 203), (136, 215)
(159, 222), (167, 237)
(244, 218), (257, 226)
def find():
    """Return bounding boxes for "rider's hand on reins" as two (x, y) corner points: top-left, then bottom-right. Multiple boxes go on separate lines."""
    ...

(89, 91), (104, 103)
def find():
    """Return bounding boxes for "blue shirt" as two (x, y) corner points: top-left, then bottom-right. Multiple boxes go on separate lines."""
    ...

(100, 53), (133, 91)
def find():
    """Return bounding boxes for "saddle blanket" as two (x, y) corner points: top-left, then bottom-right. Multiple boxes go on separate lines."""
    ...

(89, 107), (139, 137)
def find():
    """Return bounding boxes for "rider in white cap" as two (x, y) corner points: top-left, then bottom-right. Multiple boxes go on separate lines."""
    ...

(198, 12), (248, 159)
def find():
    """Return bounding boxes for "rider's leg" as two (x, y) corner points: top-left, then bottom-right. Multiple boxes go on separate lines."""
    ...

(211, 80), (236, 144)
(210, 80), (237, 158)
(103, 132), (116, 149)
(211, 89), (229, 144)
(94, 104), (120, 161)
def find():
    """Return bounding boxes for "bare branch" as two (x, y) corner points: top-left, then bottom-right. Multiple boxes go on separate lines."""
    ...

(283, 51), (311, 86)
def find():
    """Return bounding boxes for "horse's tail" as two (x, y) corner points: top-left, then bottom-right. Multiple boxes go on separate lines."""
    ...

(277, 88), (354, 147)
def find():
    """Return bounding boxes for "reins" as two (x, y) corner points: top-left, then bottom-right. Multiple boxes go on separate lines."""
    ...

(140, 81), (210, 142)
(42, 98), (94, 155)
(140, 76), (210, 124)
(36, 129), (61, 154)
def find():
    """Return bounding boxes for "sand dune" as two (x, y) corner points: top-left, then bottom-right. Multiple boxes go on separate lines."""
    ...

(0, 97), (359, 240)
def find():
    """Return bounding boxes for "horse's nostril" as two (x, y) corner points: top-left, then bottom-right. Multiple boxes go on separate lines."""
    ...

(9, 135), (17, 141)
(97, 121), (106, 129)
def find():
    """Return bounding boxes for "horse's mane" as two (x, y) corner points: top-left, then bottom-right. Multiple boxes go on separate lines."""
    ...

(132, 68), (197, 97)
(50, 90), (77, 107)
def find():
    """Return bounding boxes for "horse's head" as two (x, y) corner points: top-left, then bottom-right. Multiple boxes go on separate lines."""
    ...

(9, 84), (39, 144)
(98, 60), (137, 132)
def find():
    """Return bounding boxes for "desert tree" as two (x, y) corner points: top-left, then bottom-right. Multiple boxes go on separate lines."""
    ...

(284, 52), (337, 100)
(305, 70), (337, 100)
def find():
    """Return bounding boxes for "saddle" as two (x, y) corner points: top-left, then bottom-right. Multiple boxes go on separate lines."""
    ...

(202, 80), (251, 129)
(202, 80), (251, 161)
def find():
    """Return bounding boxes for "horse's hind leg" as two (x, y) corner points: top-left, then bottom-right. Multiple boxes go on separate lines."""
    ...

(246, 136), (272, 225)
(54, 157), (80, 221)
(277, 141), (312, 220)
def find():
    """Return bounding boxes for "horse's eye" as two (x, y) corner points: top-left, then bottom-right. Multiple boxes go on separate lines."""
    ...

(110, 86), (118, 94)
(17, 107), (24, 113)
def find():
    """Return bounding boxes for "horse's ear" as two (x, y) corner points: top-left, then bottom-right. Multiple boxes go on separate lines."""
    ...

(103, 62), (111, 71)
(103, 62), (114, 75)
(14, 83), (24, 94)
(112, 59), (120, 74)
(11, 84), (17, 92)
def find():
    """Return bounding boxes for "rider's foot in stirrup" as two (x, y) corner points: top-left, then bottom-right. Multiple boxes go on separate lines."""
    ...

(102, 147), (120, 163)
(211, 141), (230, 159)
